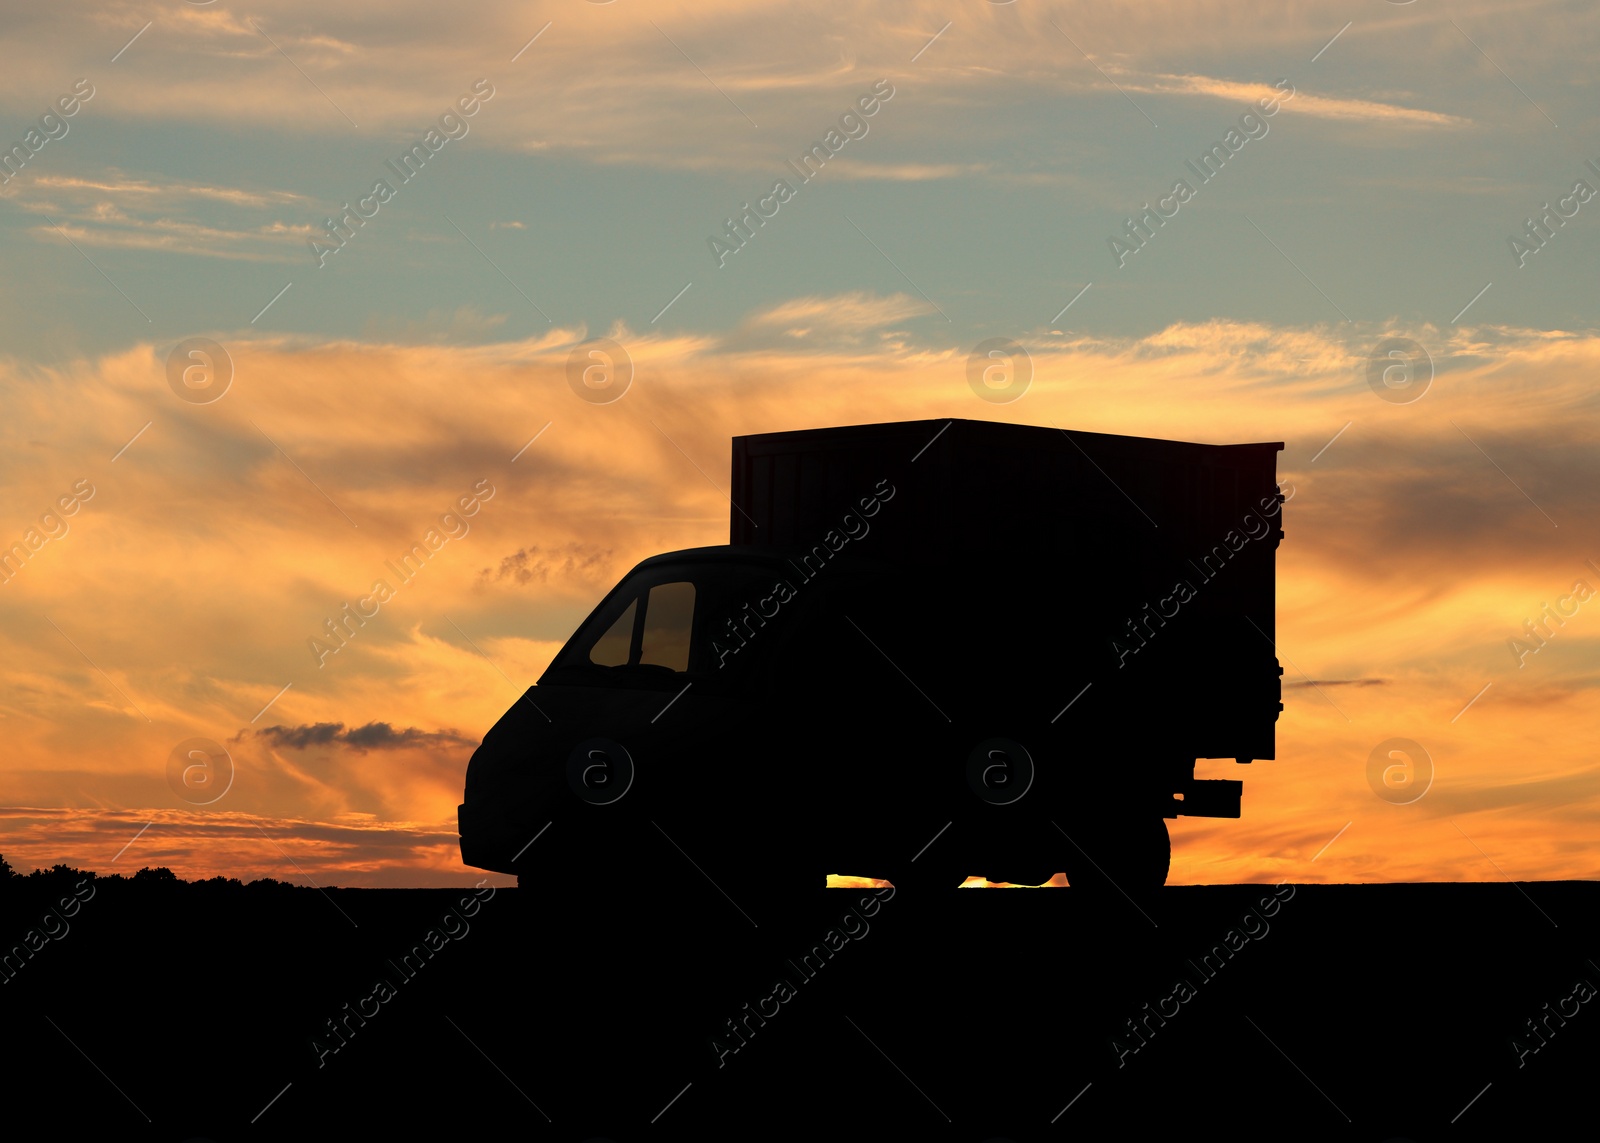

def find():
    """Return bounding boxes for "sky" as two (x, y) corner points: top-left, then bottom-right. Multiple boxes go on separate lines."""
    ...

(1, 0), (1597, 888)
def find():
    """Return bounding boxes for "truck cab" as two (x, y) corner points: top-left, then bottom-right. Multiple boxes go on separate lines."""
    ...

(458, 546), (953, 899)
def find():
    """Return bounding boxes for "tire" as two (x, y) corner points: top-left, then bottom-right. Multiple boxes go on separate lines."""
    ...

(513, 819), (668, 938)
(1060, 816), (1170, 894)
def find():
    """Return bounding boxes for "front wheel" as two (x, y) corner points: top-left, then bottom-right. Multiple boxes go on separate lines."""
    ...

(1059, 816), (1170, 894)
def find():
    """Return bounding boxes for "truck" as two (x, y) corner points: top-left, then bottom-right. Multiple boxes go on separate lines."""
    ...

(458, 418), (1284, 906)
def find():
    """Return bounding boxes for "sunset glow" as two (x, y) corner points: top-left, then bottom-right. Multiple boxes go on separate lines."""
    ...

(3, 1), (1596, 888)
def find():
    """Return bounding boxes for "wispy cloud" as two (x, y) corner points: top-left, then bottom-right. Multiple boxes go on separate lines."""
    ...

(743, 290), (936, 331)
(822, 161), (991, 181)
(1287, 678), (1389, 688)
(28, 174), (311, 208)
(7, 169), (316, 262)
(27, 217), (308, 262)
(1133, 73), (1471, 126)
(245, 721), (478, 753)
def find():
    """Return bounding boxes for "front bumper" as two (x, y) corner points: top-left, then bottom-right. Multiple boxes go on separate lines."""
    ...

(458, 801), (535, 876)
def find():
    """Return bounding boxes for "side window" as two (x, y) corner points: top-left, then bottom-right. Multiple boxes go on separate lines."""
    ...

(583, 581), (696, 671)
(640, 582), (695, 671)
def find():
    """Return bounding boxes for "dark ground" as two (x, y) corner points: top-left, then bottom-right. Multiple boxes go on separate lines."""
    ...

(2, 874), (1596, 1141)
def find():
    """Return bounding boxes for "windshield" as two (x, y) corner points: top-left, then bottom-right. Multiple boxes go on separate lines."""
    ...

(584, 580), (696, 672)
(547, 560), (797, 684)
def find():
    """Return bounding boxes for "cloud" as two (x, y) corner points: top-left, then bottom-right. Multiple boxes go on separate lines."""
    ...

(731, 290), (938, 347)
(478, 543), (615, 588)
(744, 291), (936, 331)
(26, 174), (311, 207)
(0, 806), (494, 888)
(4, 169), (316, 262)
(248, 721), (477, 753)
(826, 162), (991, 182)
(2, 314), (1599, 884)
(1287, 679), (1388, 688)
(248, 722), (344, 749)
(0, 0), (1532, 179)
(27, 217), (305, 262)
(1132, 73), (1470, 127)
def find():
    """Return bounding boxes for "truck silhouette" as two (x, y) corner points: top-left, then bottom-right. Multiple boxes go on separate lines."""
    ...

(459, 418), (1283, 903)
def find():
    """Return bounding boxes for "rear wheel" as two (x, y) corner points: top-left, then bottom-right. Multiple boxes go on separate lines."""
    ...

(1060, 816), (1170, 894)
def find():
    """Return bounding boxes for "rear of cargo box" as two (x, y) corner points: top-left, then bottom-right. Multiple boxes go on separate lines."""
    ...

(731, 419), (1282, 765)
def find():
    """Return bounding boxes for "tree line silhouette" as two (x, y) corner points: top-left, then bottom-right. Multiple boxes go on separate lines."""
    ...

(0, 853), (302, 897)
